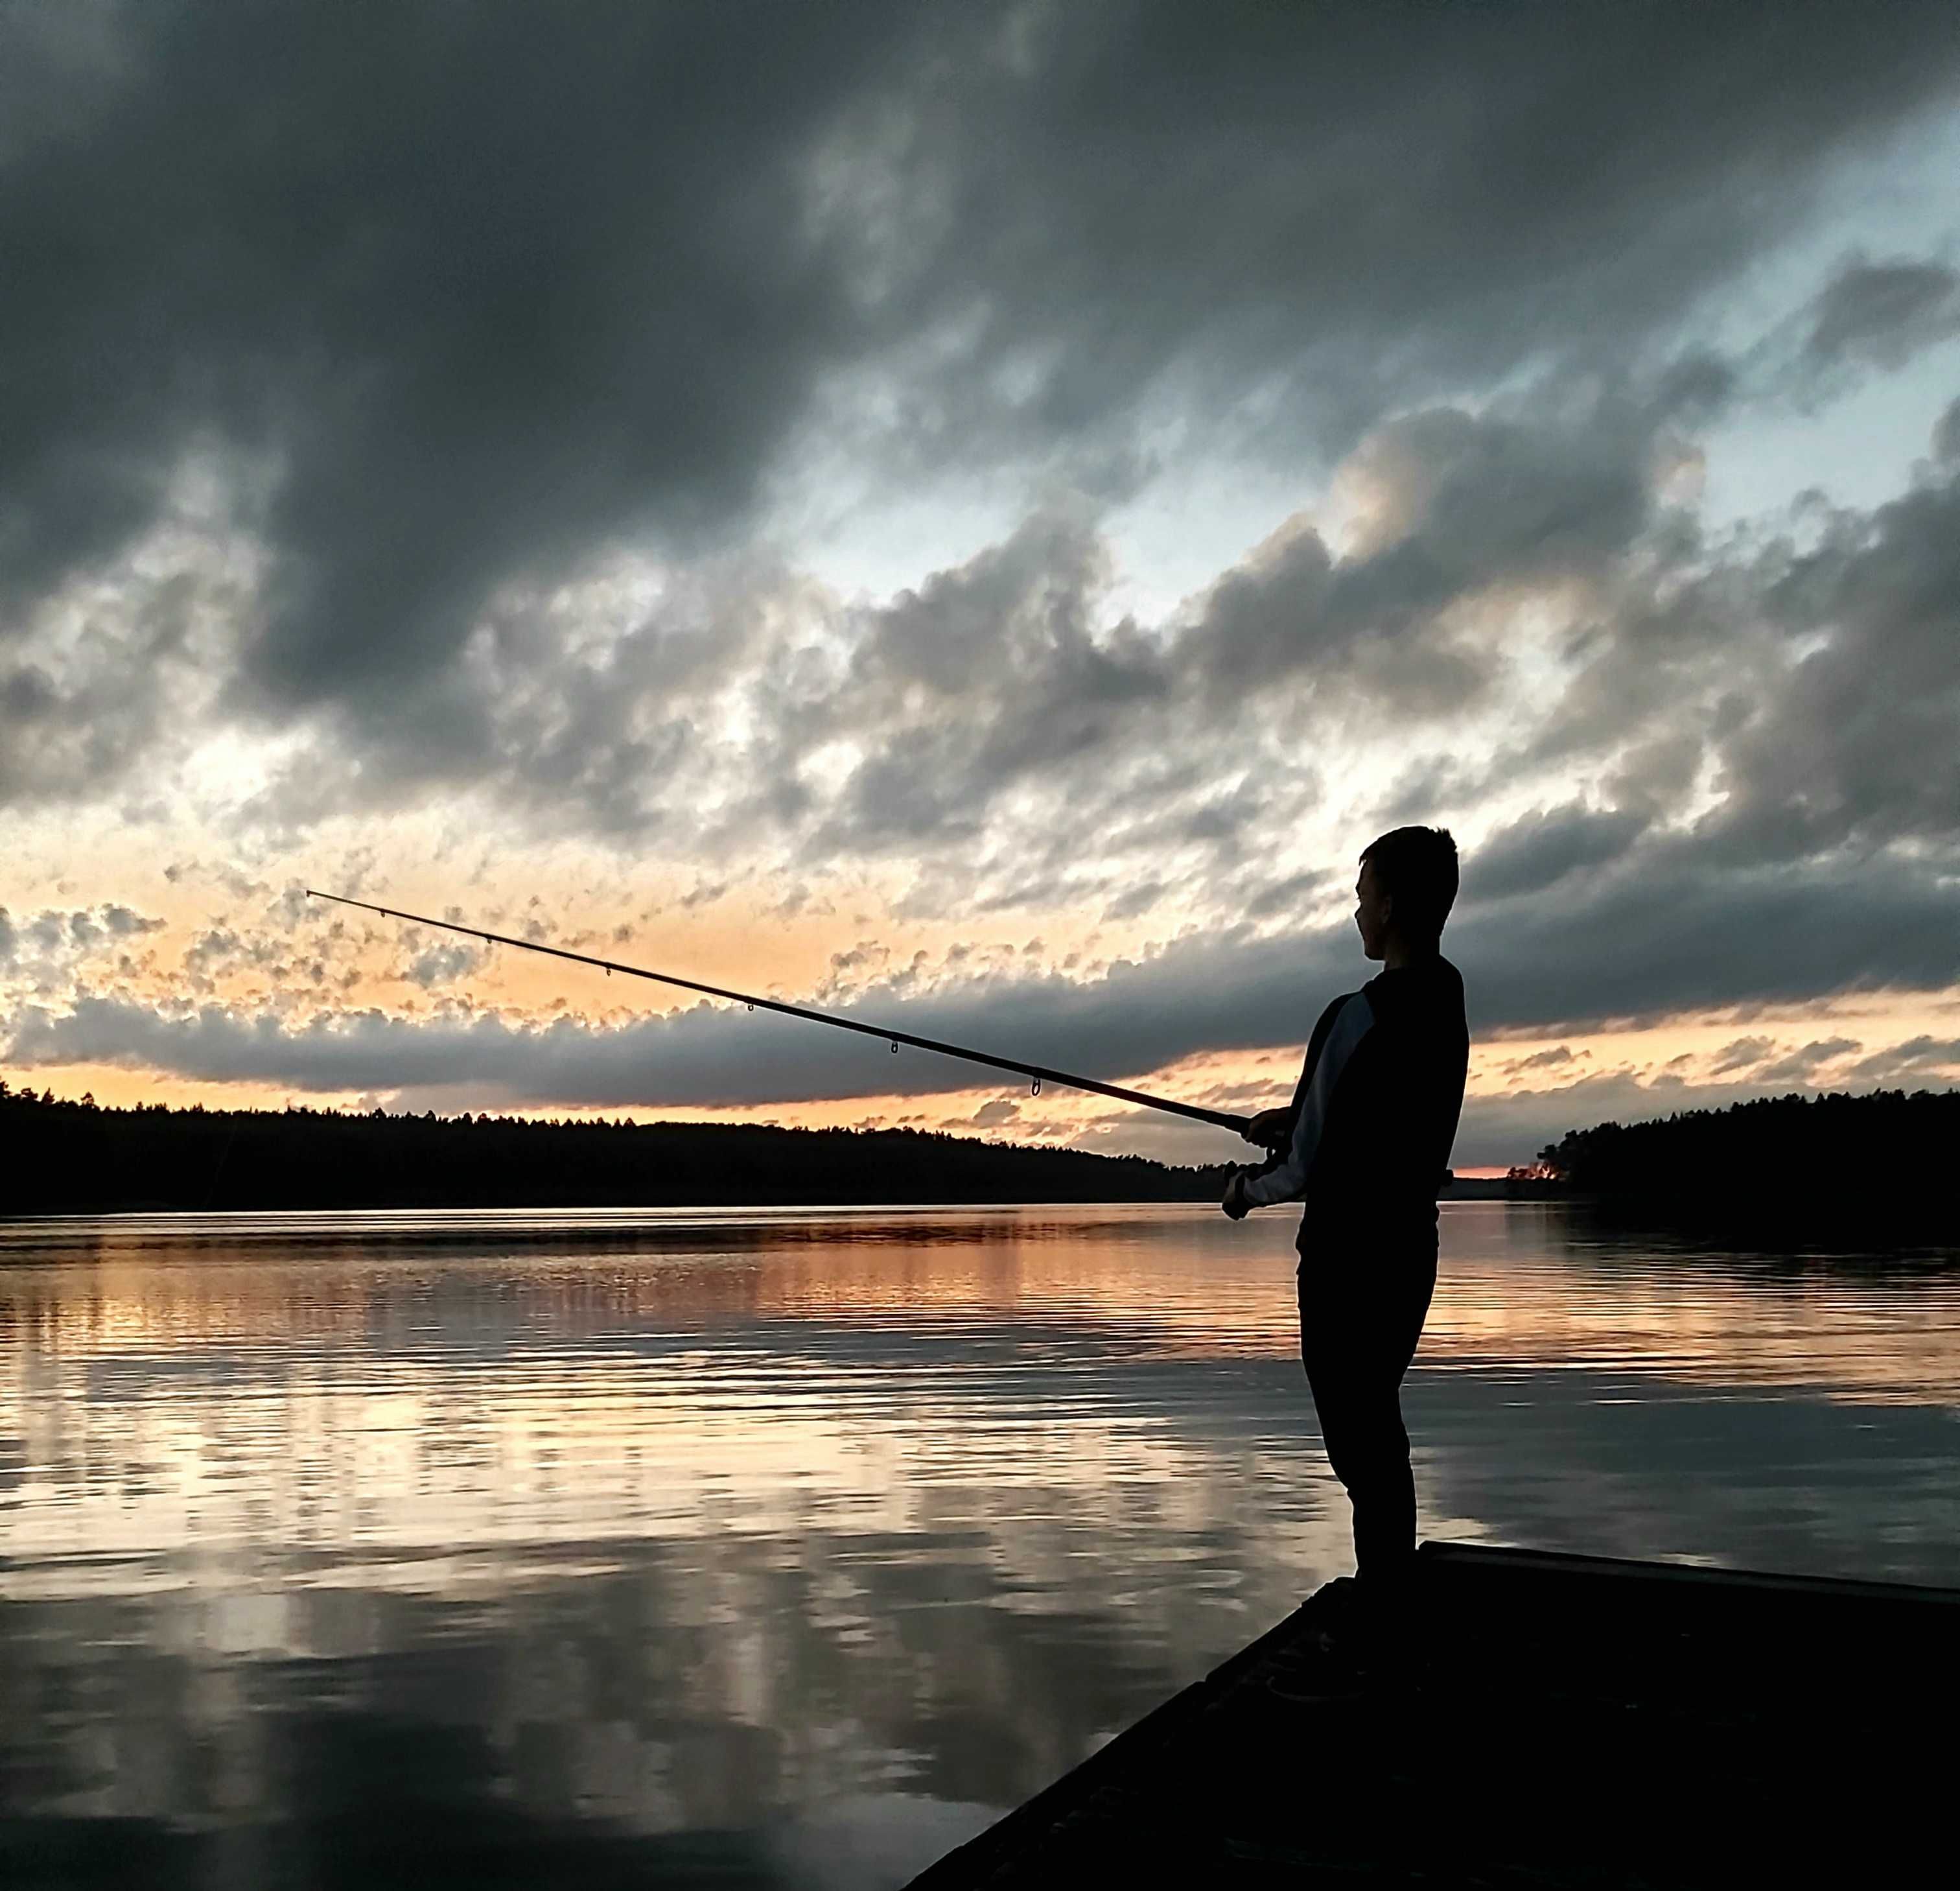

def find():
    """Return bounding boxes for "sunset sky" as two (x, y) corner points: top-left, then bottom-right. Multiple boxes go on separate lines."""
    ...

(4, 2), (1959, 1171)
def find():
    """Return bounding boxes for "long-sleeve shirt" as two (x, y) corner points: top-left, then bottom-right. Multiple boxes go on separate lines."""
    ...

(1241, 955), (1469, 1253)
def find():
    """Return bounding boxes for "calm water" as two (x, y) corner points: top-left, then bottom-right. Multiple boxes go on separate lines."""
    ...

(4, 1203), (1959, 1887)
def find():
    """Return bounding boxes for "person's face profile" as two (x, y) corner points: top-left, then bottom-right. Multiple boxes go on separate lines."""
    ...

(1355, 859), (1393, 960)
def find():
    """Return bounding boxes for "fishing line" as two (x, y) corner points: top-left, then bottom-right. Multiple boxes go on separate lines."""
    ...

(307, 890), (1255, 1138)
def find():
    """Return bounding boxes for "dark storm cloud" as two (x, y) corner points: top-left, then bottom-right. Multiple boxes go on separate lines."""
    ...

(1724, 252), (1960, 413)
(1287, 398), (1662, 635)
(1691, 447), (1960, 861)
(1451, 845), (1960, 1032)
(797, 509), (1171, 856)
(1500, 399), (1960, 873)
(1, 1), (902, 712)
(309, 550), (800, 836)
(1244, 869), (1333, 924)
(864, 0), (1960, 462)
(1935, 393), (1960, 464)
(6, 0), (1959, 793)
(1468, 803), (1652, 901)
(1799, 256), (1960, 380)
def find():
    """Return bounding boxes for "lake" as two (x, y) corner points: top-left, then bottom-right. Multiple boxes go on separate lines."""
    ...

(4, 1202), (1959, 1887)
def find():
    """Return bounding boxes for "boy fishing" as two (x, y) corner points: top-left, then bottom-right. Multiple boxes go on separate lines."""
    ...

(1224, 827), (1468, 1610)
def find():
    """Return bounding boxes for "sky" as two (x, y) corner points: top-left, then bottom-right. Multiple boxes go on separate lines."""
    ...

(4, 0), (1960, 1171)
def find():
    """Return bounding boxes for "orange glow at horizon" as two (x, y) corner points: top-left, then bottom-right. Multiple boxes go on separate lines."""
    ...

(6, 845), (1958, 1168)
(18, 982), (1960, 1174)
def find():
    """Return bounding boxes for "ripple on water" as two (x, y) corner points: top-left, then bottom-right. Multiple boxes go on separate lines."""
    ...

(1, 1201), (1957, 1886)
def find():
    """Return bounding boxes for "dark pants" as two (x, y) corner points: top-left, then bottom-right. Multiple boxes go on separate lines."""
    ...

(1298, 1252), (1436, 1584)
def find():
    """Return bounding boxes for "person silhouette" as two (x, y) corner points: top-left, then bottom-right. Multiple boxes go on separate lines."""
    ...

(1223, 827), (1468, 1613)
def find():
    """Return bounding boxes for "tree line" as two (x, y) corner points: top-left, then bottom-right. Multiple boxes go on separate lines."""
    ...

(0, 1081), (1236, 1214)
(12, 1077), (1949, 1225)
(1528, 1088), (1959, 1232)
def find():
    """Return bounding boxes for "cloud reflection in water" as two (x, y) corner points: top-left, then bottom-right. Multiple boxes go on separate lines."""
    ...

(2, 1203), (1957, 1886)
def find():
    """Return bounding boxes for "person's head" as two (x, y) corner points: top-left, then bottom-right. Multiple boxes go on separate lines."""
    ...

(1355, 826), (1458, 961)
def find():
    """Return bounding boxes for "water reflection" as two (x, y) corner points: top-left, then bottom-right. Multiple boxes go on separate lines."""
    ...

(2, 1203), (1957, 1886)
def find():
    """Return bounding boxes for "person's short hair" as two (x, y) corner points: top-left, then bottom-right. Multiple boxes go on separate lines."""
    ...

(1360, 826), (1458, 942)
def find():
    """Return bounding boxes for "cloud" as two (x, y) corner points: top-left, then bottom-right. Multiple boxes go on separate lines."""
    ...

(0, 545), (243, 809)
(11, 830), (1959, 1122)
(1, 5), (909, 716)
(705, 385), (1683, 898)
(0, 903), (166, 978)
(957, 1099), (1023, 1131)
(1245, 869), (1333, 924)
(1800, 255), (1960, 381)
(1471, 804), (1651, 901)
(1101, 880), (1167, 923)
(7, 0), (1959, 789)
(1724, 252), (1960, 413)
(1755, 1036), (1862, 1084)
(1499, 404), (1960, 875)
(1451, 843), (1960, 1031)
(1844, 1035), (1960, 1083)
(404, 941), (487, 991)
(1170, 389), (1682, 725)
(1694, 445), (1960, 862)
(1709, 1035), (1777, 1076)
(841, 0), (1960, 471)
(226, 351), (1946, 913)
(6, 4), (1960, 1166)
(790, 509), (1171, 857)
(1936, 393), (1960, 465)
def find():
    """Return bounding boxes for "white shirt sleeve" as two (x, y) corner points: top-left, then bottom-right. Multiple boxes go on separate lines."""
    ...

(1241, 992), (1375, 1208)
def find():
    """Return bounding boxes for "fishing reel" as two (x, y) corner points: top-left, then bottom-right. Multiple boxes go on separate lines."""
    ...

(1239, 1112), (1294, 1183)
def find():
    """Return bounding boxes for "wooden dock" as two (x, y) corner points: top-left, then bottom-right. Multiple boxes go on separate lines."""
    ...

(907, 1542), (1960, 1886)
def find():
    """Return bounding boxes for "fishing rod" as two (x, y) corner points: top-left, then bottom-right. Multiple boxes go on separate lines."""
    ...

(307, 890), (1257, 1140)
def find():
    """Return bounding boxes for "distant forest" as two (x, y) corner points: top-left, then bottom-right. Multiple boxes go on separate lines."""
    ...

(9, 1079), (1953, 1226)
(0, 1081), (1236, 1214)
(1530, 1089), (1959, 1232)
